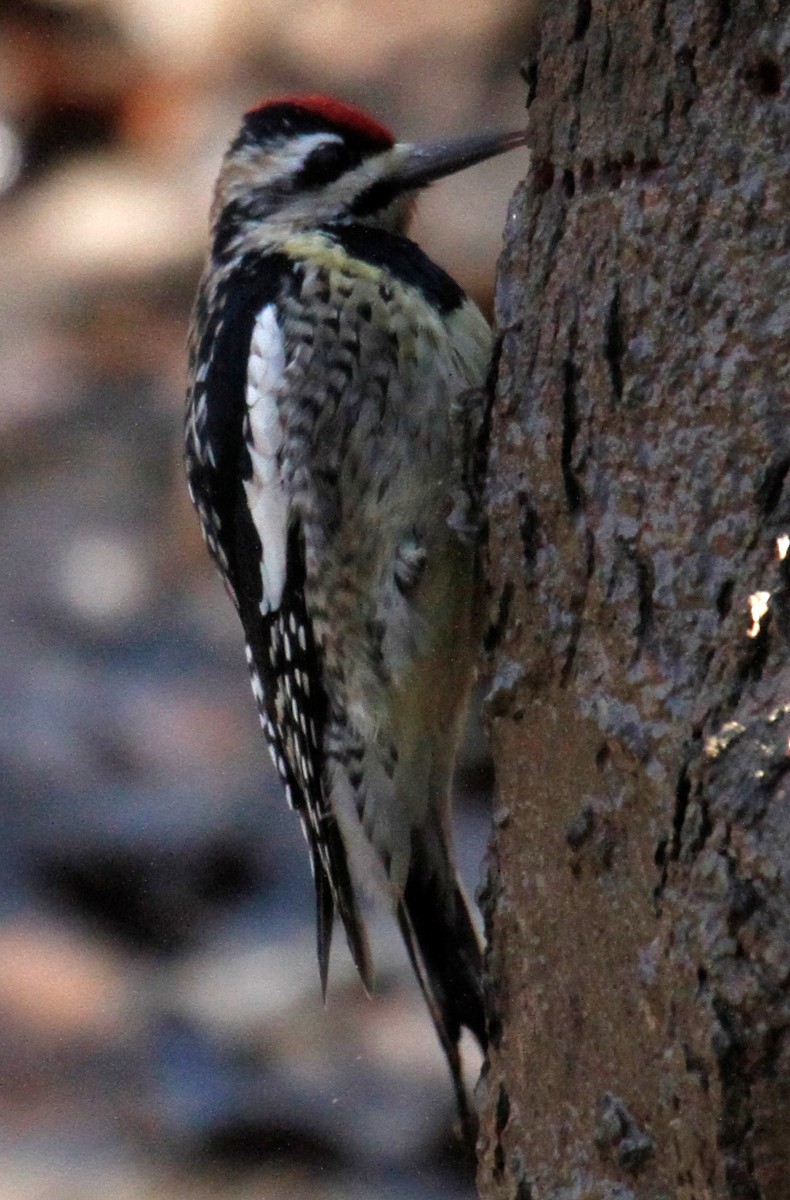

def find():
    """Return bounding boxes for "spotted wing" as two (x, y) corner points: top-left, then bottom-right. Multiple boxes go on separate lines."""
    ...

(185, 255), (371, 992)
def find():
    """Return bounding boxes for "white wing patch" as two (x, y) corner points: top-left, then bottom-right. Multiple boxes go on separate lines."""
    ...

(243, 304), (289, 614)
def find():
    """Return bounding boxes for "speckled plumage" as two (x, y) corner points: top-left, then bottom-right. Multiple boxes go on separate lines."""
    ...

(185, 96), (525, 1135)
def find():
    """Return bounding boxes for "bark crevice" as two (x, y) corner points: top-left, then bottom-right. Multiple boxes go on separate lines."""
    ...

(479, 1), (790, 1195)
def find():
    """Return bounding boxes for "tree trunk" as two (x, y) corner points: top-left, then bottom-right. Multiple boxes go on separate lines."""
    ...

(477, 2), (790, 1198)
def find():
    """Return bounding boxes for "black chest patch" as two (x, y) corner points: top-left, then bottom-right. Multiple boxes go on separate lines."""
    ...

(321, 224), (466, 314)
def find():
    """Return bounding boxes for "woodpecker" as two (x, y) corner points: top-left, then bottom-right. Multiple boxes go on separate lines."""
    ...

(185, 95), (526, 1132)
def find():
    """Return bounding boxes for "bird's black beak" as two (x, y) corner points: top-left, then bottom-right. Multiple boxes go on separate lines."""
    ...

(386, 125), (528, 191)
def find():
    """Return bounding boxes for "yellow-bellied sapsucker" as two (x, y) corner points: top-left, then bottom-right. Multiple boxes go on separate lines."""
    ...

(185, 95), (525, 1130)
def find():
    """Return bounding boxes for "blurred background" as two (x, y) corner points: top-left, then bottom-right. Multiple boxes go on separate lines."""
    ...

(0, 1), (532, 1196)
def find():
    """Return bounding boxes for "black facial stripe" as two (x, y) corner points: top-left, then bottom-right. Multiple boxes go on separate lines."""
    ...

(236, 103), (390, 158)
(294, 140), (370, 191)
(212, 198), (258, 261)
(349, 178), (402, 219)
(322, 223), (466, 314)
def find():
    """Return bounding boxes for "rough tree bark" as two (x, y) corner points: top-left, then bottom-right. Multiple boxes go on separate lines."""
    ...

(477, 2), (790, 1198)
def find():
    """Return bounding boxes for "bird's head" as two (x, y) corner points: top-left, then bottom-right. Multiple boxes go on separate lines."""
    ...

(210, 94), (527, 253)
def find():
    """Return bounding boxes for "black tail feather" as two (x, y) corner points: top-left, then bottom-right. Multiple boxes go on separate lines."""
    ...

(313, 851), (334, 1001)
(396, 837), (487, 1145)
(310, 815), (373, 997)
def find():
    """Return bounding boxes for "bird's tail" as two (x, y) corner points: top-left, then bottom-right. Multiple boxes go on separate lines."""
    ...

(396, 831), (486, 1146)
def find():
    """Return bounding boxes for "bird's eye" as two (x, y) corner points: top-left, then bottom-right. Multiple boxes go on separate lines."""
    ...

(297, 141), (351, 188)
